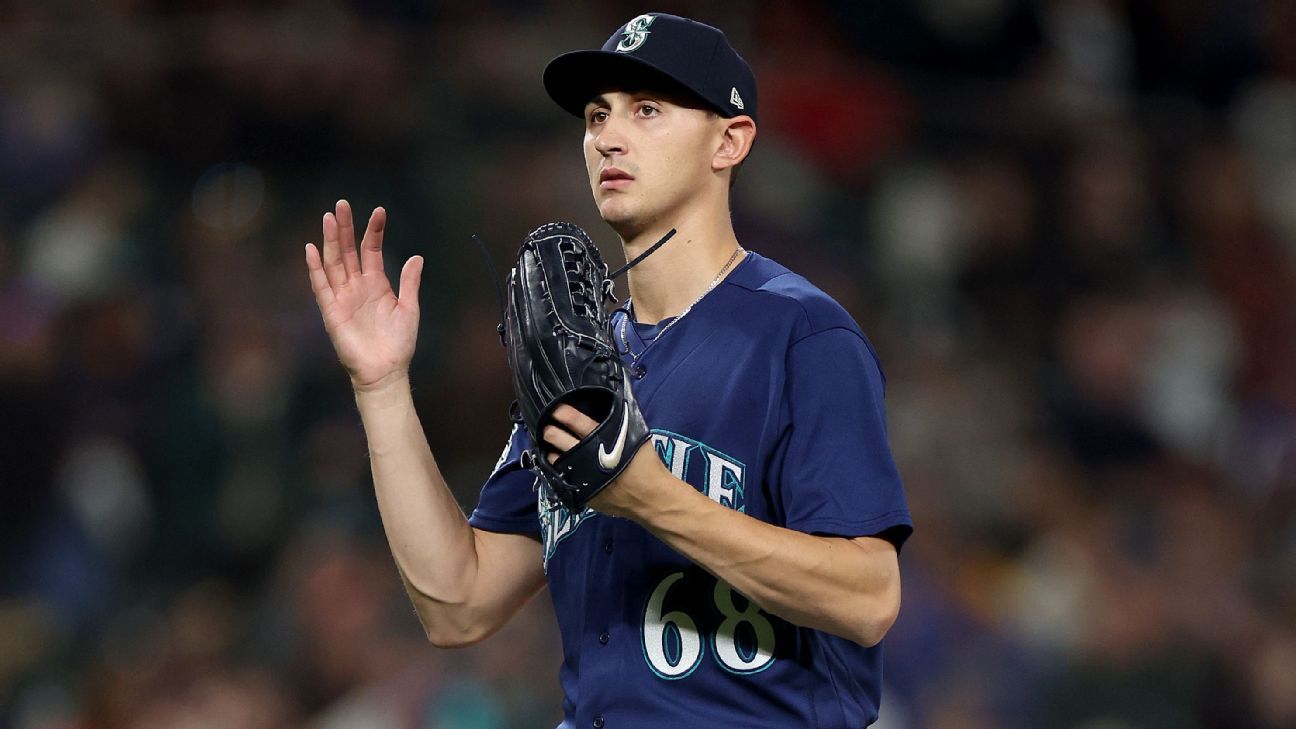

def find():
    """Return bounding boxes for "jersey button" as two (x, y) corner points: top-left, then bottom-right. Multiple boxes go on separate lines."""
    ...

(630, 364), (646, 379)
(593, 716), (605, 728)
(599, 631), (609, 645)
(603, 538), (614, 554)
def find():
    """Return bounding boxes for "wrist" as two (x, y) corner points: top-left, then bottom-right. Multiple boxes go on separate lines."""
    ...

(353, 372), (413, 408)
(352, 368), (410, 394)
(601, 448), (694, 523)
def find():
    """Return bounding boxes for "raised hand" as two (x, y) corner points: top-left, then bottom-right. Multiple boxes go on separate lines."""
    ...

(306, 200), (424, 392)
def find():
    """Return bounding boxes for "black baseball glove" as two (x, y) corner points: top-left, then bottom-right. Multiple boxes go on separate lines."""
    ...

(502, 222), (650, 512)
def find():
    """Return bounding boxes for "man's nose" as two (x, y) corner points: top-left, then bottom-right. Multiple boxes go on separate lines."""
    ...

(593, 117), (628, 156)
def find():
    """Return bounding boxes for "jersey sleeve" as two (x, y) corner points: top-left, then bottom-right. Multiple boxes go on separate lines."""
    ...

(467, 422), (542, 538)
(775, 327), (912, 548)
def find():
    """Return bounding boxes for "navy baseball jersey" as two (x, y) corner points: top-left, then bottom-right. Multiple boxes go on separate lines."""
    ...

(470, 251), (912, 728)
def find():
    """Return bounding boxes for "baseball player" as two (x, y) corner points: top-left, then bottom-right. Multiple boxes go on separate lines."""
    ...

(305, 12), (911, 729)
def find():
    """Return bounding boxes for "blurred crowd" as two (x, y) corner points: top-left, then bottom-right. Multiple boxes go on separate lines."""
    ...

(1, 1), (1294, 728)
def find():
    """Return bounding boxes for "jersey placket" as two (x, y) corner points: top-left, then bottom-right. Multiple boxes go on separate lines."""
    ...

(576, 515), (646, 728)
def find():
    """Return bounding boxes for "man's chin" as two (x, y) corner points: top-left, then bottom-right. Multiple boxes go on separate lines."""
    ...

(597, 199), (640, 230)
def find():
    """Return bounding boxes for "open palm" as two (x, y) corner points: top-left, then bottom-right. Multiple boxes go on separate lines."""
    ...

(306, 200), (425, 391)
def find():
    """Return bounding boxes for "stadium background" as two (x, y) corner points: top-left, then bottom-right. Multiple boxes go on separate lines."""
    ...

(2, 1), (1295, 727)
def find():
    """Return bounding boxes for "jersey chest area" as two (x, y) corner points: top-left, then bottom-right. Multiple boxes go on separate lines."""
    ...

(541, 303), (797, 531)
(536, 318), (798, 658)
(623, 310), (788, 475)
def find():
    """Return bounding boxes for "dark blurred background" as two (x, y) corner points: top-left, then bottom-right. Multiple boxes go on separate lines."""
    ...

(1, 0), (1294, 727)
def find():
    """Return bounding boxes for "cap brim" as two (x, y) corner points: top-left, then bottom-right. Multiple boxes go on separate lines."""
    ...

(543, 50), (720, 118)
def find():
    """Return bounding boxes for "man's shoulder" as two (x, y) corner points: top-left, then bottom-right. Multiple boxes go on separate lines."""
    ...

(725, 252), (863, 340)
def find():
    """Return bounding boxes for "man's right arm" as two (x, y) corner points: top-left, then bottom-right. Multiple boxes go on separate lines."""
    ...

(356, 376), (545, 647)
(305, 200), (543, 648)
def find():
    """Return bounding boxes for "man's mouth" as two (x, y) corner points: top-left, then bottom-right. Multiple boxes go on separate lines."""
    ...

(599, 167), (634, 190)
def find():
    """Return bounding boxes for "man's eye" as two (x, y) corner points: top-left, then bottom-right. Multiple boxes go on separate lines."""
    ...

(589, 110), (608, 124)
(638, 105), (659, 117)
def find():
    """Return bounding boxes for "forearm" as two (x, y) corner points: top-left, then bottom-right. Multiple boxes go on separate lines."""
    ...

(354, 376), (497, 641)
(618, 466), (900, 646)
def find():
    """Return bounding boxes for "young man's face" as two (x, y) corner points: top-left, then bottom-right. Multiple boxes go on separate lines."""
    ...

(583, 90), (723, 233)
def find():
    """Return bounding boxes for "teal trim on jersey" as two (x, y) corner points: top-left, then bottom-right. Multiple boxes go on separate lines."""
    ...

(652, 431), (695, 481)
(651, 428), (747, 513)
(539, 497), (597, 571)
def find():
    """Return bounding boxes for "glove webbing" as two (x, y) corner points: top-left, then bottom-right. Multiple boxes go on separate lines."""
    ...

(473, 227), (679, 336)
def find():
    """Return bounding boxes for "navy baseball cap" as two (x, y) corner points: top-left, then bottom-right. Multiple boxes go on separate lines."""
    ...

(544, 12), (757, 123)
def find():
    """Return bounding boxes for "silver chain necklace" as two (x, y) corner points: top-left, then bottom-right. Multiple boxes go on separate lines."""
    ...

(619, 247), (747, 373)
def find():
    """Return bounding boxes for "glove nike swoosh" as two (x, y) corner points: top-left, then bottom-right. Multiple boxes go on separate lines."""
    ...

(598, 408), (630, 470)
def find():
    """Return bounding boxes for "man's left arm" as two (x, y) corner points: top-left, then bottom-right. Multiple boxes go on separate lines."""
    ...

(543, 405), (902, 647)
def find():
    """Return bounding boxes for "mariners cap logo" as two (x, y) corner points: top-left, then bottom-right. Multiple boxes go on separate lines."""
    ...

(616, 14), (656, 52)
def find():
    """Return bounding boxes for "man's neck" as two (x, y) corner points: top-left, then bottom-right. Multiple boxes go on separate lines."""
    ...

(618, 210), (742, 325)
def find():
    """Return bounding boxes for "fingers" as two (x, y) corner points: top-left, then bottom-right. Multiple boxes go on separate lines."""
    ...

(543, 404), (603, 462)
(552, 404), (600, 436)
(322, 201), (389, 288)
(304, 243), (335, 308)
(321, 211), (348, 288)
(398, 255), (423, 308)
(360, 207), (386, 276)
(335, 200), (362, 277)
(543, 424), (581, 459)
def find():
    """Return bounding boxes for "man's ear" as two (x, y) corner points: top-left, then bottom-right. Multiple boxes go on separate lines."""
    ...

(712, 116), (756, 173)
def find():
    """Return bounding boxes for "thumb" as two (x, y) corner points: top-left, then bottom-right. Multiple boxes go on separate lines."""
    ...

(398, 255), (424, 308)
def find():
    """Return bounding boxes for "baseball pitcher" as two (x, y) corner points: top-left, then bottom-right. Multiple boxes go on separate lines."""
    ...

(306, 13), (912, 728)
